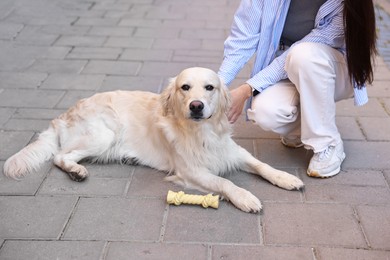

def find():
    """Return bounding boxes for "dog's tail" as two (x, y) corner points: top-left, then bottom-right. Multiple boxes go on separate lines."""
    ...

(3, 126), (59, 179)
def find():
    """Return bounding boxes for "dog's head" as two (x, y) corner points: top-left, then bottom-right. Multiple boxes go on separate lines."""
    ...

(161, 67), (230, 122)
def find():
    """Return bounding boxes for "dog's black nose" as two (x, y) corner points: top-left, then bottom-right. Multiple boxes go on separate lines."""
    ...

(189, 100), (204, 113)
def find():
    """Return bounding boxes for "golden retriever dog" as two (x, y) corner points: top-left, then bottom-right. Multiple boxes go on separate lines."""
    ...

(3, 67), (304, 213)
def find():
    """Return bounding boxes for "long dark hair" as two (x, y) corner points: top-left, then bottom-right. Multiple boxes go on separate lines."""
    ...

(343, 0), (377, 88)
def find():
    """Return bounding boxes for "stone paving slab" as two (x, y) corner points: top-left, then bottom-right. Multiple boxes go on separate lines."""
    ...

(0, 0), (390, 259)
(0, 196), (77, 239)
(263, 203), (367, 248)
(0, 240), (106, 260)
(105, 242), (208, 260)
(63, 197), (166, 241)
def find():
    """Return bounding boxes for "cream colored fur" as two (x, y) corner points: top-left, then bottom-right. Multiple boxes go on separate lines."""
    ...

(3, 67), (304, 213)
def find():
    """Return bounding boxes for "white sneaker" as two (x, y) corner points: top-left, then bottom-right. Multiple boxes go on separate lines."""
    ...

(307, 142), (346, 178)
(281, 136), (304, 148)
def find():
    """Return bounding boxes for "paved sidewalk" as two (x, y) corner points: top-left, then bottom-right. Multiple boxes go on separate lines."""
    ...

(0, 0), (389, 259)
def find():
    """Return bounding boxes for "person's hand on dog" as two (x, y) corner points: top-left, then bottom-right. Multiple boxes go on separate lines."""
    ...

(228, 83), (252, 123)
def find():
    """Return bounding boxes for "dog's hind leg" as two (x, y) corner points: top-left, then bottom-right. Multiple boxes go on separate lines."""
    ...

(54, 128), (116, 181)
(236, 146), (304, 190)
(54, 150), (91, 181)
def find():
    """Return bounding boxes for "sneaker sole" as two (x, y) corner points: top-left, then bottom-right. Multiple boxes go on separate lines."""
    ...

(307, 152), (346, 178)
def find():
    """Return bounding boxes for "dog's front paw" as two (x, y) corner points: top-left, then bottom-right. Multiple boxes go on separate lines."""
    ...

(229, 188), (262, 213)
(273, 171), (304, 190)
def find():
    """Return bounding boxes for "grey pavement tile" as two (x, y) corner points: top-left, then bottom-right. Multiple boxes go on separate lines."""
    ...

(180, 29), (227, 40)
(202, 39), (226, 51)
(106, 242), (208, 260)
(0, 161), (50, 195)
(40, 73), (105, 91)
(0, 55), (35, 72)
(0, 43), (69, 61)
(34, 46), (71, 60)
(374, 65), (390, 80)
(67, 47), (122, 60)
(0, 131), (34, 160)
(0, 23), (24, 40)
(336, 98), (388, 117)
(298, 169), (388, 186)
(368, 81), (390, 98)
(153, 38), (202, 50)
(206, 19), (237, 30)
(105, 37), (153, 48)
(161, 19), (206, 29)
(385, 170), (390, 187)
(316, 247), (390, 260)
(3, 118), (51, 131)
(55, 90), (96, 109)
(0, 89), (65, 108)
(358, 117), (390, 141)
(119, 18), (163, 28)
(0, 240), (105, 260)
(255, 139), (313, 168)
(336, 116), (366, 140)
(13, 25), (59, 45)
(138, 62), (194, 77)
(104, 10), (145, 19)
(0, 108), (15, 126)
(233, 138), (255, 155)
(164, 203), (260, 244)
(99, 75), (162, 92)
(263, 203), (367, 247)
(127, 166), (178, 199)
(75, 17), (120, 26)
(82, 60), (141, 76)
(343, 141), (390, 169)
(0, 72), (47, 89)
(63, 197), (165, 241)
(55, 35), (107, 47)
(0, 196), (77, 239)
(134, 27), (180, 38)
(304, 185), (390, 205)
(382, 97), (390, 114)
(173, 54), (222, 64)
(27, 59), (87, 74)
(88, 26), (135, 37)
(357, 205), (390, 249)
(120, 49), (173, 62)
(39, 25), (90, 36)
(12, 108), (64, 120)
(38, 175), (128, 196)
(232, 115), (280, 139)
(92, 2), (132, 11)
(212, 245), (313, 260)
(47, 163), (134, 179)
(144, 9), (186, 20)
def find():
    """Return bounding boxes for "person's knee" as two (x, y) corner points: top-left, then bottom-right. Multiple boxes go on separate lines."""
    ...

(285, 42), (319, 75)
(249, 100), (279, 131)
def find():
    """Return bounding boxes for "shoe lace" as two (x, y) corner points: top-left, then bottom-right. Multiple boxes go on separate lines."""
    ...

(315, 146), (334, 161)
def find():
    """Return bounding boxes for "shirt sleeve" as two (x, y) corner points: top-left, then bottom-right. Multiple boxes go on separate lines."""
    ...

(248, 4), (345, 93)
(218, 0), (263, 86)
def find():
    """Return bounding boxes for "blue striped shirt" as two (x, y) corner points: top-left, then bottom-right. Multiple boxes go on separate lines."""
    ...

(218, 0), (368, 106)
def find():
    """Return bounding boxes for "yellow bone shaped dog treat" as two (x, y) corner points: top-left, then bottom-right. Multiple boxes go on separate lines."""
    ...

(166, 190), (219, 209)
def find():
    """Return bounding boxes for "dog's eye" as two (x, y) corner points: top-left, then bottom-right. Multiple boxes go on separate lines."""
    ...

(205, 85), (214, 91)
(181, 84), (190, 91)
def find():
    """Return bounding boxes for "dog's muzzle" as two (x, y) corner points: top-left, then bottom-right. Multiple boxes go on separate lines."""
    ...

(189, 100), (204, 121)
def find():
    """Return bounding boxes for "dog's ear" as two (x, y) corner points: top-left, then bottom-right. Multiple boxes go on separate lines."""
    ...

(160, 77), (177, 116)
(217, 78), (231, 116)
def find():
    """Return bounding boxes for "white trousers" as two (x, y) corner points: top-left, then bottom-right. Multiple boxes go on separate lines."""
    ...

(247, 42), (354, 153)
